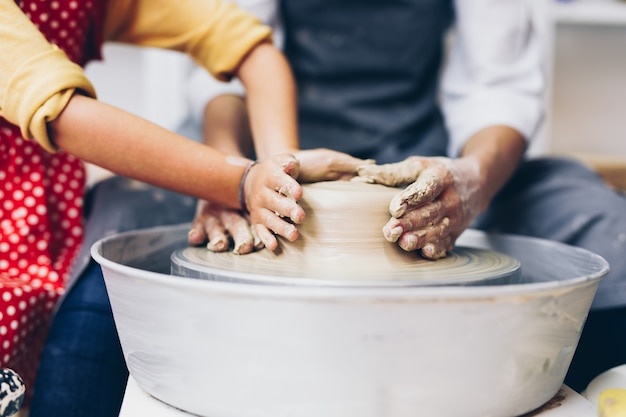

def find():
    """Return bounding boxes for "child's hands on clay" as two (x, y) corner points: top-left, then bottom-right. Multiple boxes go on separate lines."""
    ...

(188, 149), (372, 254)
(241, 153), (305, 251)
(294, 148), (375, 183)
(355, 156), (487, 260)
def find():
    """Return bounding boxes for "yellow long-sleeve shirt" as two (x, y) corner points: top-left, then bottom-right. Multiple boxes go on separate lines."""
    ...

(0, 0), (271, 152)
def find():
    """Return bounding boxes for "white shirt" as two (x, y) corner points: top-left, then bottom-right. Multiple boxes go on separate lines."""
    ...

(186, 0), (545, 158)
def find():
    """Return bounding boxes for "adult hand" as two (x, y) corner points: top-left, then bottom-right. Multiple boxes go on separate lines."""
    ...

(188, 200), (263, 255)
(356, 156), (487, 260)
(295, 148), (374, 183)
(243, 153), (305, 251)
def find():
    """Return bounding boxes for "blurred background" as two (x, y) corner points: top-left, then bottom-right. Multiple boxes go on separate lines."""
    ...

(85, 0), (626, 190)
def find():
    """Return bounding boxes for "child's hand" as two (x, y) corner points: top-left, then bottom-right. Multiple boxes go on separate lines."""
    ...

(295, 148), (375, 183)
(242, 153), (305, 251)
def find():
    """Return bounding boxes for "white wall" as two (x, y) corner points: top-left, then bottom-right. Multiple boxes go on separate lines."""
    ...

(84, 44), (193, 132)
(549, 18), (626, 157)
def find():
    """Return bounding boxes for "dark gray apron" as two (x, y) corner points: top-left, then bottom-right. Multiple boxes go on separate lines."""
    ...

(282, 0), (454, 163)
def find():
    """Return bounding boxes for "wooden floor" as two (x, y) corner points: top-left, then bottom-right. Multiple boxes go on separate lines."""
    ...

(555, 152), (626, 191)
(569, 152), (626, 191)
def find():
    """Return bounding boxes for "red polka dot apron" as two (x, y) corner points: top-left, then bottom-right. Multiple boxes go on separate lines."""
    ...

(1, 0), (108, 394)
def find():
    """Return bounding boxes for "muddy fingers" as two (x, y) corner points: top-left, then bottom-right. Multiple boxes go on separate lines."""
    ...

(197, 213), (226, 252)
(395, 217), (451, 255)
(421, 235), (454, 260)
(389, 166), (446, 217)
(383, 201), (445, 242)
(356, 157), (426, 187)
(219, 210), (255, 255)
(253, 224), (277, 251)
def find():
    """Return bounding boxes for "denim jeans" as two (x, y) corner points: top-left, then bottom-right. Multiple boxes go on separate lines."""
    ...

(28, 177), (196, 417)
(28, 261), (128, 417)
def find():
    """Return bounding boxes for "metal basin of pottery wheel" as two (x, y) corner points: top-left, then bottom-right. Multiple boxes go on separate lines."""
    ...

(91, 181), (609, 417)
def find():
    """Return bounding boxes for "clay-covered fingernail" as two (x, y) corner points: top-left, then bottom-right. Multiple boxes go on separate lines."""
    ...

(290, 207), (304, 224)
(188, 229), (202, 244)
(422, 243), (446, 260)
(383, 225), (403, 242)
(389, 201), (407, 218)
(233, 240), (253, 255)
(400, 234), (417, 251)
(207, 239), (228, 252)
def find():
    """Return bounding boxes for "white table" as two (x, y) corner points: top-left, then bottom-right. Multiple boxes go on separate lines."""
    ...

(120, 376), (597, 417)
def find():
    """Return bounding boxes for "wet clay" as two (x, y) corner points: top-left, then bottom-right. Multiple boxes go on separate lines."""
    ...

(172, 181), (521, 286)
(356, 158), (425, 187)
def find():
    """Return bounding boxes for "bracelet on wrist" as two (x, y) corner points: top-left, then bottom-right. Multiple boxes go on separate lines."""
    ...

(238, 160), (257, 215)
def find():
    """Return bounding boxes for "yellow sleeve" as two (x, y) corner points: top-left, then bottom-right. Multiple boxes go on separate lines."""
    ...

(0, 0), (96, 153)
(105, 0), (272, 81)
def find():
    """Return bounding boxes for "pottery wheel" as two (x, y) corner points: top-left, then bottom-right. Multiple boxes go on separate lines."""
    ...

(171, 181), (521, 287)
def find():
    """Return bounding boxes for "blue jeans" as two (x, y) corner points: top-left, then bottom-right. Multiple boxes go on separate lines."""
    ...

(28, 177), (196, 417)
(28, 261), (128, 417)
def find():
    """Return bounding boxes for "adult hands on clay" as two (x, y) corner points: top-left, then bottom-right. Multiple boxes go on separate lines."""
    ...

(356, 156), (487, 260)
(189, 148), (371, 254)
(188, 200), (263, 255)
